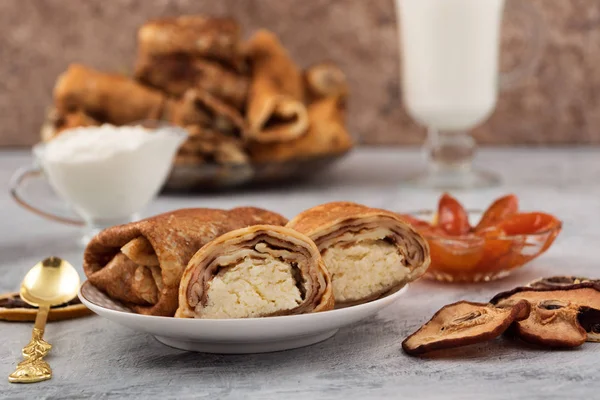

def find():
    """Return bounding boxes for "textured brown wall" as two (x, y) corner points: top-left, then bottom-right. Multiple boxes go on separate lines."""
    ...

(1, 0), (599, 146)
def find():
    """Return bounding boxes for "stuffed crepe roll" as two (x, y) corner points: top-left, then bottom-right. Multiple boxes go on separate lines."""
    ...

(83, 207), (287, 316)
(176, 225), (334, 318)
(287, 202), (430, 307)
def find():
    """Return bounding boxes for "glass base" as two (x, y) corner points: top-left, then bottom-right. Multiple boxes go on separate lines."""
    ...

(409, 168), (501, 190)
(412, 127), (501, 190)
(79, 213), (140, 247)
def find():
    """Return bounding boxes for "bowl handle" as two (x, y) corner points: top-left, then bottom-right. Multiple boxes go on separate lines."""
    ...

(10, 166), (84, 226)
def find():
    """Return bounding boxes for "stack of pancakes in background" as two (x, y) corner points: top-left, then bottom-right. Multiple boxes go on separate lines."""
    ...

(45, 15), (353, 167)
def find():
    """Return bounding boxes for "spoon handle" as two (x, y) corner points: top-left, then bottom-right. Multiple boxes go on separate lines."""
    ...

(33, 305), (50, 335)
(8, 305), (53, 383)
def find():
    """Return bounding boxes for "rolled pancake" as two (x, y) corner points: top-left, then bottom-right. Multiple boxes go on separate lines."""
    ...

(249, 96), (353, 162)
(176, 225), (333, 318)
(137, 15), (242, 68)
(54, 64), (170, 125)
(179, 125), (248, 165)
(135, 54), (249, 109)
(43, 109), (100, 142)
(304, 62), (349, 103)
(287, 202), (430, 306)
(171, 89), (247, 135)
(84, 207), (287, 316)
(245, 30), (308, 143)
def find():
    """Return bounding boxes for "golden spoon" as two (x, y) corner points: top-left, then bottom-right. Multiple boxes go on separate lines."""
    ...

(8, 257), (80, 384)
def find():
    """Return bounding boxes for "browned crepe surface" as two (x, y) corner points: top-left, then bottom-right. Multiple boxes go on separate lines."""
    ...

(179, 125), (248, 165)
(135, 54), (249, 110)
(171, 89), (247, 135)
(137, 15), (243, 68)
(53, 64), (170, 126)
(304, 62), (349, 103)
(84, 207), (287, 316)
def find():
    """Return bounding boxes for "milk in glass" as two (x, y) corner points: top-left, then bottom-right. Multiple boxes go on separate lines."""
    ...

(398, 0), (505, 131)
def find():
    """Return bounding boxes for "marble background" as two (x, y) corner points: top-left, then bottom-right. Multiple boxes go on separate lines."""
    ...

(1, 0), (599, 146)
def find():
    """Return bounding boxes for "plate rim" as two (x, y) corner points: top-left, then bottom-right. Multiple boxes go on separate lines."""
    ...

(79, 280), (409, 324)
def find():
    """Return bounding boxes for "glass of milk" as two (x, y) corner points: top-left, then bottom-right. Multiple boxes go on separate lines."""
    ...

(396, 0), (544, 188)
(10, 121), (187, 245)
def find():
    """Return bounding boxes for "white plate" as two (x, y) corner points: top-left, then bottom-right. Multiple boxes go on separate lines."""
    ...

(79, 281), (409, 354)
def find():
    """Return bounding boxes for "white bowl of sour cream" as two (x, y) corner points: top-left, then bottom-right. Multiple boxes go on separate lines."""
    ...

(12, 122), (187, 242)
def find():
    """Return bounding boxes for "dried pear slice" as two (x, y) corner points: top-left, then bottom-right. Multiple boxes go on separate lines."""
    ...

(578, 307), (600, 342)
(0, 292), (92, 322)
(491, 283), (600, 347)
(402, 300), (530, 355)
(513, 299), (586, 348)
(527, 276), (599, 289)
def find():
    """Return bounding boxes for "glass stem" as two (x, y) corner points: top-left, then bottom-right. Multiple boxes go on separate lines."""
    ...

(425, 128), (476, 173)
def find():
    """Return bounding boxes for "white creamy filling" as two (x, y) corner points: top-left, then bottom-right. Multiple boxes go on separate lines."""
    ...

(201, 257), (302, 319)
(322, 239), (407, 303)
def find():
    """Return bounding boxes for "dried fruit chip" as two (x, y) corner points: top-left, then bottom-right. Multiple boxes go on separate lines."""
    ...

(511, 299), (586, 348)
(578, 307), (600, 342)
(402, 300), (530, 355)
(527, 276), (599, 289)
(490, 283), (600, 347)
(0, 292), (92, 322)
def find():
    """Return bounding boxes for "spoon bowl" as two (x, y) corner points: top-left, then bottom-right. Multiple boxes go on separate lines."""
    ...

(20, 257), (81, 307)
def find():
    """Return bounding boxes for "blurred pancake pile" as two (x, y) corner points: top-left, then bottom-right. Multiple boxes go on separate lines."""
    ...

(42, 15), (353, 181)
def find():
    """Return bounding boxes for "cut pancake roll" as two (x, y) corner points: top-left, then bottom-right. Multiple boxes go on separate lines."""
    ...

(175, 225), (334, 319)
(83, 207), (287, 316)
(287, 202), (431, 306)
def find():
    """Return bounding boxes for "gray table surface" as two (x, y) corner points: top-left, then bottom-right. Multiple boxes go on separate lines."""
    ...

(1, 148), (599, 400)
